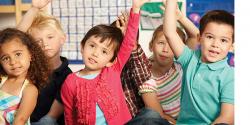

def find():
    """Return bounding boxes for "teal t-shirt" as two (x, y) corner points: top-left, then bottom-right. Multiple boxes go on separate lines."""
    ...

(79, 73), (108, 125)
(176, 46), (234, 124)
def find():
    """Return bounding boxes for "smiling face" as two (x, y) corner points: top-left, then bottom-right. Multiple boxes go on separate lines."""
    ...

(81, 36), (116, 74)
(0, 39), (31, 77)
(30, 27), (65, 60)
(150, 32), (174, 66)
(200, 22), (234, 63)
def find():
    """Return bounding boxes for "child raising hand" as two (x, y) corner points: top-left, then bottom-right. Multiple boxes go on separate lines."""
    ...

(0, 28), (50, 125)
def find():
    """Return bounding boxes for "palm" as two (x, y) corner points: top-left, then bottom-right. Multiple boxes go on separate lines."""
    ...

(32, 0), (51, 9)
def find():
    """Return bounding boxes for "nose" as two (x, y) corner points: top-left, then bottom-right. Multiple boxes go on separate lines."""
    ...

(211, 40), (219, 48)
(92, 48), (99, 57)
(9, 57), (17, 65)
(162, 45), (168, 53)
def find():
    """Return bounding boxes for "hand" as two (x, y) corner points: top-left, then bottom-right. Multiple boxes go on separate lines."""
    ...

(132, 0), (150, 13)
(160, 0), (183, 20)
(116, 11), (129, 35)
(32, 0), (51, 9)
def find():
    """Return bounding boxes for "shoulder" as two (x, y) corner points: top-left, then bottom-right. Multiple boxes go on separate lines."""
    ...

(22, 83), (38, 97)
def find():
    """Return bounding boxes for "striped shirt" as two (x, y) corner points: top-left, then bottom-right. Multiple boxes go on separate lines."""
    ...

(139, 62), (183, 119)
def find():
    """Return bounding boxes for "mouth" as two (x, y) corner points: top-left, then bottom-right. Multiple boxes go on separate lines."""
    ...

(159, 55), (168, 60)
(88, 57), (97, 64)
(208, 50), (219, 57)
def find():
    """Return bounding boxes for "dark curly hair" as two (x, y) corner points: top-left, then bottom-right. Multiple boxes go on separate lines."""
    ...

(0, 28), (51, 90)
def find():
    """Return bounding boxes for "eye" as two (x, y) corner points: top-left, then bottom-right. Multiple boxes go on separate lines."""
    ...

(157, 41), (165, 45)
(15, 52), (22, 57)
(102, 50), (108, 54)
(1, 56), (9, 63)
(48, 36), (54, 39)
(89, 44), (95, 48)
(221, 39), (228, 43)
(206, 35), (213, 39)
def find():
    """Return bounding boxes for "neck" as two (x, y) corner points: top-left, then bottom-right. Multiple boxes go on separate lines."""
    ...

(79, 67), (101, 76)
(151, 61), (174, 78)
(49, 55), (62, 70)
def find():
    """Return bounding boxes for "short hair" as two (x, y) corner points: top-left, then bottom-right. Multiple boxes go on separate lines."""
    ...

(149, 24), (186, 45)
(199, 10), (234, 42)
(0, 28), (51, 90)
(81, 24), (123, 62)
(27, 11), (64, 35)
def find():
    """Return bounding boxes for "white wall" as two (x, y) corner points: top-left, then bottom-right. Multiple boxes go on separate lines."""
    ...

(0, 0), (185, 72)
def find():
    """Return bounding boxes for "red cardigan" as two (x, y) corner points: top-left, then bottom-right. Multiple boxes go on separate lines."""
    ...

(61, 9), (140, 125)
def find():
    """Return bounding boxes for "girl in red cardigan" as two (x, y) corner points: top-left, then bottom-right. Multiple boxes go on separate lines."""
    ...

(61, 0), (149, 124)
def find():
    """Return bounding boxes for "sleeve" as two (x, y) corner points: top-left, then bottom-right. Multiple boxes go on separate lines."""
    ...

(114, 8), (140, 71)
(61, 75), (75, 125)
(176, 45), (194, 68)
(139, 79), (157, 95)
(129, 45), (152, 86)
(220, 68), (234, 104)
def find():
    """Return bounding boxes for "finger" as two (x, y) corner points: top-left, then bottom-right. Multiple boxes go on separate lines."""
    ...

(115, 18), (120, 28)
(159, 5), (165, 11)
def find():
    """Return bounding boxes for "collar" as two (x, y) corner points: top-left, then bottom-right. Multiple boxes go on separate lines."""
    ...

(54, 56), (69, 74)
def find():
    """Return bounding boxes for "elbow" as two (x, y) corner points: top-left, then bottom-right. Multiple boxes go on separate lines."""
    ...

(13, 117), (28, 125)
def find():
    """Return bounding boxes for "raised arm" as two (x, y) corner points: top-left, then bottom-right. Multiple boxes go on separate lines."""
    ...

(17, 0), (51, 32)
(163, 0), (185, 58)
(176, 7), (200, 50)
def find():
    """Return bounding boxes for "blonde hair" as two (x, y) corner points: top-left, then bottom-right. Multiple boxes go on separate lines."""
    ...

(27, 11), (64, 35)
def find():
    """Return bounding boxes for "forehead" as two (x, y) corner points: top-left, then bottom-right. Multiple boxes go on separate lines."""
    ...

(30, 27), (61, 38)
(202, 22), (234, 38)
(0, 39), (27, 54)
(87, 36), (115, 49)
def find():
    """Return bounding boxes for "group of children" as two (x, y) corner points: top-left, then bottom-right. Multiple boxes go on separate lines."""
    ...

(0, 0), (234, 125)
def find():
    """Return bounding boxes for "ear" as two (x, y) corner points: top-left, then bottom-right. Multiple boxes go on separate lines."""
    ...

(60, 34), (66, 45)
(105, 58), (117, 67)
(149, 42), (153, 52)
(197, 34), (201, 43)
(80, 45), (84, 54)
(229, 43), (234, 52)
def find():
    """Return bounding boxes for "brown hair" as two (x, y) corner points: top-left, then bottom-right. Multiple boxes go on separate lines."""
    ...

(81, 24), (123, 62)
(149, 24), (186, 48)
(0, 28), (51, 90)
(199, 10), (234, 42)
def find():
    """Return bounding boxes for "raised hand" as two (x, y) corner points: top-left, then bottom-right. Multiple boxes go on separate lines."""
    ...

(32, 0), (51, 9)
(132, 0), (150, 13)
(160, 0), (183, 20)
(115, 11), (129, 35)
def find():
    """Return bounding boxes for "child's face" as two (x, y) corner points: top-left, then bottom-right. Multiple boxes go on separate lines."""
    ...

(81, 36), (115, 74)
(0, 39), (31, 77)
(150, 32), (174, 66)
(199, 22), (233, 63)
(30, 27), (65, 59)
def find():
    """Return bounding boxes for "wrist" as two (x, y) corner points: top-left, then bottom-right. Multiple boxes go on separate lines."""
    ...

(132, 7), (140, 13)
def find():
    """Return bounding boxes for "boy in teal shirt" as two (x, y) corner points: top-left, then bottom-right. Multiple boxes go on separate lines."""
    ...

(163, 0), (234, 124)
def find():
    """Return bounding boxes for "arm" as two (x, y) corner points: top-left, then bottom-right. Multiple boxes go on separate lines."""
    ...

(13, 84), (38, 125)
(130, 45), (151, 85)
(142, 93), (176, 124)
(176, 8), (200, 50)
(61, 77), (75, 125)
(115, 0), (149, 70)
(163, 0), (185, 58)
(17, 0), (51, 32)
(212, 103), (234, 125)
(47, 100), (64, 120)
(139, 80), (176, 124)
